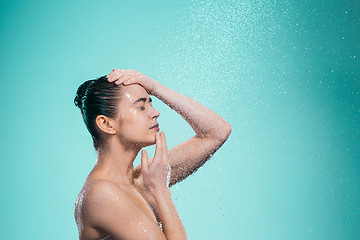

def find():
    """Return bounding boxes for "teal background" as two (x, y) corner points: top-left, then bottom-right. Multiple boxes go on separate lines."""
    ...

(0, 0), (359, 239)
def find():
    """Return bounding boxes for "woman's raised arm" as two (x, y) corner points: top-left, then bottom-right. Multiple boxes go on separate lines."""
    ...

(107, 69), (232, 186)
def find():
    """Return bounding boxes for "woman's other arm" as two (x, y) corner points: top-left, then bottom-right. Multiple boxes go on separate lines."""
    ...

(149, 80), (232, 186)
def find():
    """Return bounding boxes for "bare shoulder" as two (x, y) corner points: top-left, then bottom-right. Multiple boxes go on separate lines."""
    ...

(75, 180), (123, 225)
(78, 179), (127, 215)
(85, 179), (124, 200)
(75, 179), (165, 239)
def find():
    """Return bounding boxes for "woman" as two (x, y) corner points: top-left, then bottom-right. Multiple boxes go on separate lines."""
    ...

(74, 69), (232, 240)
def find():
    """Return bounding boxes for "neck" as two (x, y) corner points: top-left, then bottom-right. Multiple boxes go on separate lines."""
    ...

(94, 139), (142, 186)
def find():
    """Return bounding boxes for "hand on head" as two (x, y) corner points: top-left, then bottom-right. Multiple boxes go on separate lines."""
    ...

(106, 69), (157, 95)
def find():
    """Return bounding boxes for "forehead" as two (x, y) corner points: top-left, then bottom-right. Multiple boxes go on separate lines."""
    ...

(121, 84), (149, 104)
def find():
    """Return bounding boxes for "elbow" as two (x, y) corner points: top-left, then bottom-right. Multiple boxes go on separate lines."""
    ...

(200, 121), (232, 142)
(223, 121), (232, 140)
(215, 121), (232, 142)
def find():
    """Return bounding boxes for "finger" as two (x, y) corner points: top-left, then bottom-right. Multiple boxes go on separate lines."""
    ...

(115, 75), (136, 85)
(106, 69), (117, 77)
(154, 132), (162, 162)
(123, 75), (137, 85)
(114, 74), (131, 85)
(160, 132), (168, 164)
(107, 70), (126, 82)
(161, 131), (168, 153)
(141, 150), (149, 172)
(106, 69), (118, 79)
(107, 73), (124, 82)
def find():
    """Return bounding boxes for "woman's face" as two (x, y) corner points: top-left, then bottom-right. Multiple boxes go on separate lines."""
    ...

(114, 84), (160, 147)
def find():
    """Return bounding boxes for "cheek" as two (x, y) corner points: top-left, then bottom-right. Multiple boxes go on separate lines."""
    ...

(120, 109), (146, 131)
(119, 107), (137, 122)
(129, 108), (137, 116)
(128, 109), (142, 126)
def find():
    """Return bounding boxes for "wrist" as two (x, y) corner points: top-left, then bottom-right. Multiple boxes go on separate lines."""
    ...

(150, 185), (171, 197)
(147, 80), (161, 96)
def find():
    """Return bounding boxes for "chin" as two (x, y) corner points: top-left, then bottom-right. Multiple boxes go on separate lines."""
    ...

(139, 136), (156, 147)
(147, 132), (157, 144)
(148, 137), (157, 146)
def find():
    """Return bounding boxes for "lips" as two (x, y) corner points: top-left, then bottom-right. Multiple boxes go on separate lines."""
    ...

(150, 124), (159, 129)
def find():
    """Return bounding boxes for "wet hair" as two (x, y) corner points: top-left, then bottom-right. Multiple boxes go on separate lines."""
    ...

(74, 76), (123, 150)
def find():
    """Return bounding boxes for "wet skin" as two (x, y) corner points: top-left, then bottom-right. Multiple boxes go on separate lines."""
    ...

(75, 84), (162, 239)
(75, 70), (231, 239)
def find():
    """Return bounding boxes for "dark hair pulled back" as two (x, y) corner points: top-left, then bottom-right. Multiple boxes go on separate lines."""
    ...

(74, 76), (123, 150)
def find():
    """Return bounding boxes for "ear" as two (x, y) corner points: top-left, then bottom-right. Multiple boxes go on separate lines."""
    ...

(95, 115), (117, 135)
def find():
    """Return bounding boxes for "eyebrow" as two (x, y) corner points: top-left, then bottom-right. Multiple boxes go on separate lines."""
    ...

(133, 97), (152, 104)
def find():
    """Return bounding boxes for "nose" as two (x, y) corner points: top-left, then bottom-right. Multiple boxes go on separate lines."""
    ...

(150, 106), (160, 119)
